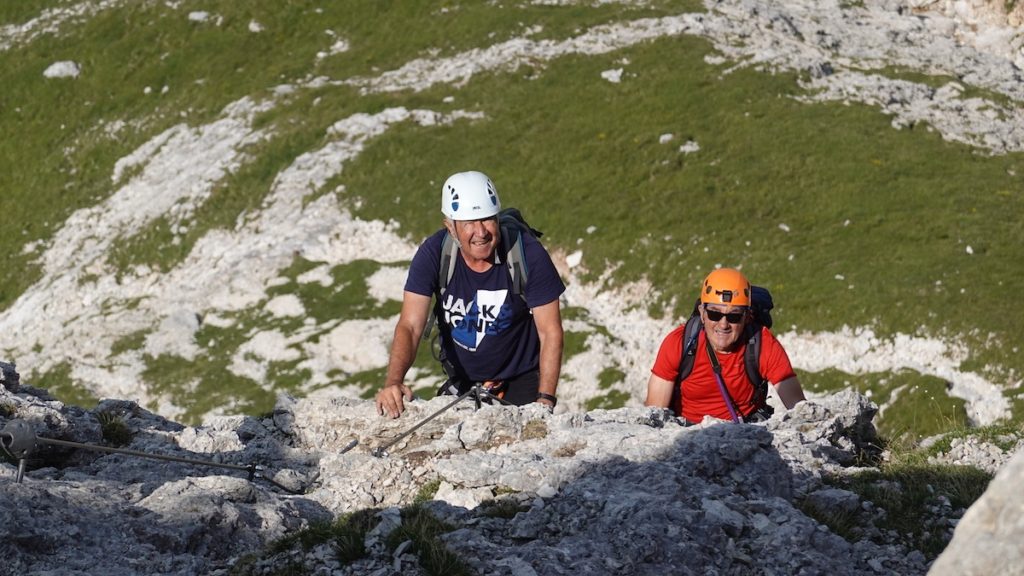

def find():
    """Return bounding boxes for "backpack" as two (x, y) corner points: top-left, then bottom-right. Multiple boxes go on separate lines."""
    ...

(422, 207), (542, 341)
(672, 285), (775, 416)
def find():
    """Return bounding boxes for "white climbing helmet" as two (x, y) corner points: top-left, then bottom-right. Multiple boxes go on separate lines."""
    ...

(440, 171), (501, 220)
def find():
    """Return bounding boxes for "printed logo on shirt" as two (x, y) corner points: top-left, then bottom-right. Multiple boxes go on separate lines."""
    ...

(443, 289), (512, 351)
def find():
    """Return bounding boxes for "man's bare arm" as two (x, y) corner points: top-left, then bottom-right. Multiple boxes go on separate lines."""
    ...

(532, 299), (563, 407)
(774, 376), (806, 409)
(376, 291), (432, 418)
(645, 373), (675, 408)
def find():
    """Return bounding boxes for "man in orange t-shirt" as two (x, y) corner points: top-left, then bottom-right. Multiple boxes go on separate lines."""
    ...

(645, 268), (806, 424)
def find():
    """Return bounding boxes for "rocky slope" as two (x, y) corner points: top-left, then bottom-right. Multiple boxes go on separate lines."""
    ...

(3, 367), (1022, 575)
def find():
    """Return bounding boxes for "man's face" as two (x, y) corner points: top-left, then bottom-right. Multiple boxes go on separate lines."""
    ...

(448, 217), (499, 263)
(701, 304), (748, 352)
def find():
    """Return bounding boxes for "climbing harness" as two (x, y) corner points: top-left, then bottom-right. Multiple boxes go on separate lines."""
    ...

(372, 383), (511, 458)
(0, 418), (355, 494)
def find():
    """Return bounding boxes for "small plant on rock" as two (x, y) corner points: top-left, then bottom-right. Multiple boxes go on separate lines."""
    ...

(386, 505), (472, 576)
(797, 499), (861, 541)
(95, 411), (132, 447)
(334, 509), (378, 564)
(479, 497), (529, 519)
(414, 478), (442, 504)
(265, 510), (377, 566)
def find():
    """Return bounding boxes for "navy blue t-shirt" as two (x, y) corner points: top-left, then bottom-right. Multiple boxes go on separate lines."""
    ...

(405, 228), (565, 382)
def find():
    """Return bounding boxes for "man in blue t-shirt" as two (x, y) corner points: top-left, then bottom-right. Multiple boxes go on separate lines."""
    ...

(375, 171), (566, 418)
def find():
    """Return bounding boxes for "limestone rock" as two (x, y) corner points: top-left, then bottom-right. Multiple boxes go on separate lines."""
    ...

(0, 382), (956, 575)
(929, 447), (1024, 576)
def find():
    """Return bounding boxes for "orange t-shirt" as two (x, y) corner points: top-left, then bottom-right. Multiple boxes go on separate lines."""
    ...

(651, 325), (796, 423)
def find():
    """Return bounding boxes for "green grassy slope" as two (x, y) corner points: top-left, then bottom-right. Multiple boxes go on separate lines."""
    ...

(1, 1), (1021, 438)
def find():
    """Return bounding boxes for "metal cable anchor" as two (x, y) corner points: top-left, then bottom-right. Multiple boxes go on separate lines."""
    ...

(372, 383), (509, 458)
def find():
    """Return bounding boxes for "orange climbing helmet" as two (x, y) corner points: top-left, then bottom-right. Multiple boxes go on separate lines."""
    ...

(700, 268), (751, 307)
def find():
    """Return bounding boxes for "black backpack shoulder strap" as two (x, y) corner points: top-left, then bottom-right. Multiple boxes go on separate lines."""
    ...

(743, 322), (769, 407)
(671, 299), (704, 413)
(674, 313), (703, 386)
(422, 232), (458, 342)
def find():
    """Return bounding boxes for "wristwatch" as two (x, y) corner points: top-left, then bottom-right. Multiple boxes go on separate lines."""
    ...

(536, 393), (557, 407)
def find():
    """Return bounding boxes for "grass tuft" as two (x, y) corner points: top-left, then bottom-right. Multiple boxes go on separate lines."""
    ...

(386, 505), (473, 576)
(833, 461), (992, 559)
(479, 497), (529, 519)
(798, 499), (861, 542)
(96, 411), (132, 447)
(414, 478), (442, 504)
(267, 509), (377, 564)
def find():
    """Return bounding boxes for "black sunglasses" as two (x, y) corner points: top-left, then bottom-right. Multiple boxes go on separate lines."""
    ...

(704, 307), (746, 324)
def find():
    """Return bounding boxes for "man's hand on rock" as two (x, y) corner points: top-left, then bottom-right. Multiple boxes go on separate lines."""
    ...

(376, 384), (413, 418)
